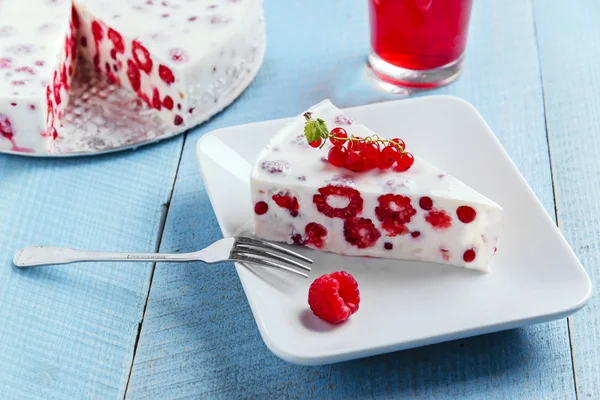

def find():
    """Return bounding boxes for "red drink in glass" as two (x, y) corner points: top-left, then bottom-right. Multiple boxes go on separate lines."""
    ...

(368, 0), (473, 89)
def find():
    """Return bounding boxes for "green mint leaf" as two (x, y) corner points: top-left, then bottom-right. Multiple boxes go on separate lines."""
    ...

(304, 114), (329, 143)
(316, 118), (329, 139)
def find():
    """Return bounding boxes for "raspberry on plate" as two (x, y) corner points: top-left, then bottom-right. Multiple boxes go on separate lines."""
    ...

(308, 271), (360, 324)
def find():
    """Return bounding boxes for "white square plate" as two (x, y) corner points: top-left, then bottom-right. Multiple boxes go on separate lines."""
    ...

(196, 96), (592, 365)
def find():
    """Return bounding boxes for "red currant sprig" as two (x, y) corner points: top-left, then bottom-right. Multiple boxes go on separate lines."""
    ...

(303, 112), (414, 172)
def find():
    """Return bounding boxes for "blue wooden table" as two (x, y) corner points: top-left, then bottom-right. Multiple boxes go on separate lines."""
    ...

(1, 0), (598, 398)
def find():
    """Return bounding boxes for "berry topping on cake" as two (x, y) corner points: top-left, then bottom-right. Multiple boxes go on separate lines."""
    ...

(303, 112), (414, 172)
(313, 185), (363, 219)
(308, 271), (360, 324)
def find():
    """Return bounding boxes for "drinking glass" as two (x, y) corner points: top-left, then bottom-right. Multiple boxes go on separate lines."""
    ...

(367, 0), (473, 89)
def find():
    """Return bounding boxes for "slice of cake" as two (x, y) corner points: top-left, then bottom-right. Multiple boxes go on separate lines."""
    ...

(0, 0), (76, 153)
(250, 100), (502, 271)
(73, 0), (264, 128)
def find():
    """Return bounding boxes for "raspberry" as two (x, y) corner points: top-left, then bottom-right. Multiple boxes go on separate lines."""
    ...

(457, 206), (477, 223)
(132, 41), (153, 73)
(375, 194), (416, 236)
(308, 271), (359, 324)
(159, 65), (175, 85)
(344, 218), (381, 248)
(334, 115), (354, 125)
(163, 95), (174, 110)
(0, 57), (13, 69)
(127, 59), (141, 92)
(71, 8), (80, 28)
(53, 71), (61, 105)
(384, 242), (393, 250)
(425, 210), (452, 229)
(304, 222), (327, 248)
(261, 160), (290, 174)
(291, 233), (303, 245)
(108, 28), (125, 53)
(272, 193), (299, 217)
(313, 185), (363, 220)
(152, 88), (162, 110)
(0, 114), (14, 140)
(91, 21), (104, 41)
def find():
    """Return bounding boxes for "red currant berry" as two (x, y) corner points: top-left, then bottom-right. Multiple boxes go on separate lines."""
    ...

(463, 249), (476, 263)
(254, 201), (268, 215)
(391, 138), (405, 150)
(380, 145), (400, 166)
(346, 150), (366, 172)
(362, 142), (380, 168)
(347, 137), (362, 152)
(419, 196), (433, 210)
(328, 145), (348, 167)
(329, 127), (348, 146)
(309, 138), (322, 148)
(395, 152), (414, 172)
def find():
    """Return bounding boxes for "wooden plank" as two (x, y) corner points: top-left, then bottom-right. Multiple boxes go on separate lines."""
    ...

(533, 0), (600, 397)
(0, 137), (183, 398)
(126, 0), (574, 398)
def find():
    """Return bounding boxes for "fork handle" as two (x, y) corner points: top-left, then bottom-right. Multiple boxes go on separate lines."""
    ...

(13, 246), (201, 267)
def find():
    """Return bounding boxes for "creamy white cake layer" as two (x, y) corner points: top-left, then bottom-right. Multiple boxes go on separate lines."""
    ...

(74, 0), (264, 127)
(250, 100), (502, 271)
(0, 0), (75, 153)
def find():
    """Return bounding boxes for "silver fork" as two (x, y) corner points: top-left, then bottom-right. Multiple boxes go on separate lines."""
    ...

(13, 237), (313, 278)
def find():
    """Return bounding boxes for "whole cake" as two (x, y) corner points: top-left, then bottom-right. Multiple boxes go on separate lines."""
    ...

(0, 0), (265, 153)
(250, 100), (502, 271)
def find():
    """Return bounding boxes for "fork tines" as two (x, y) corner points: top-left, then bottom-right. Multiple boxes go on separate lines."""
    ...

(231, 237), (313, 278)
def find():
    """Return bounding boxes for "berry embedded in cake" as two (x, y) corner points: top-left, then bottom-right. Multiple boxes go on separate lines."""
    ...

(250, 99), (502, 271)
(74, 0), (264, 128)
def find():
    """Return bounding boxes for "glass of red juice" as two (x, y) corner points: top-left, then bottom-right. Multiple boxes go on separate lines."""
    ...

(368, 0), (473, 89)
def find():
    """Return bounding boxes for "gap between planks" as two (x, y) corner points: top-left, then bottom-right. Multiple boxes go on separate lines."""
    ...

(530, 0), (580, 398)
(122, 132), (189, 399)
